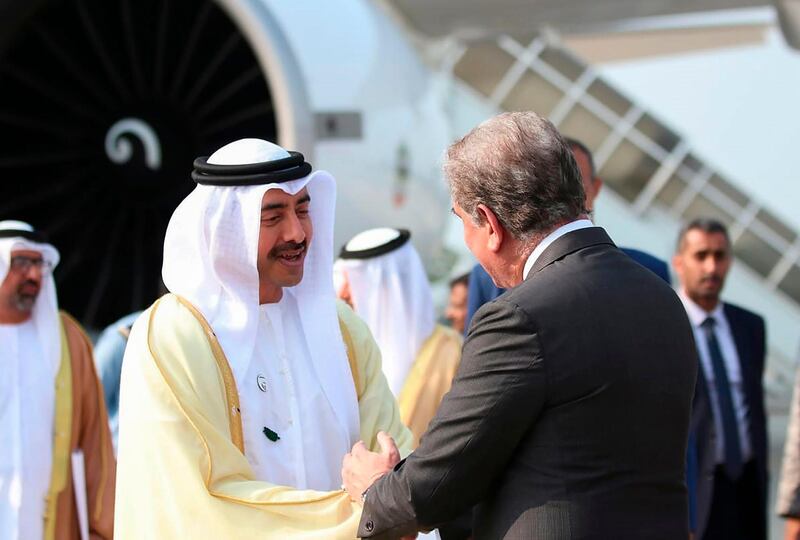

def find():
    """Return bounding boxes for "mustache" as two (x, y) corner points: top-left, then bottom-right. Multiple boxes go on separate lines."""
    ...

(268, 240), (307, 258)
(18, 279), (40, 292)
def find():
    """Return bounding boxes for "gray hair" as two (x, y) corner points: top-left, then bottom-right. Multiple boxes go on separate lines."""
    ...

(444, 112), (585, 241)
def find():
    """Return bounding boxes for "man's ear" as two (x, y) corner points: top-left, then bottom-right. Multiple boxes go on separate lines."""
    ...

(476, 203), (504, 253)
(585, 178), (603, 211)
(336, 270), (354, 309)
(671, 253), (682, 276)
(593, 178), (603, 199)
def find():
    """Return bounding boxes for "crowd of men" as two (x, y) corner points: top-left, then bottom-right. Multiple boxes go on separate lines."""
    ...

(0, 110), (798, 539)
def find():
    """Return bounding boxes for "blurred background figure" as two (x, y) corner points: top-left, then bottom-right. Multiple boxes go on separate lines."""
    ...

(444, 272), (469, 334)
(673, 218), (769, 540)
(565, 137), (671, 284)
(335, 228), (462, 447)
(94, 310), (141, 452)
(95, 283), (166, 451)
(0, 220), (115, 540)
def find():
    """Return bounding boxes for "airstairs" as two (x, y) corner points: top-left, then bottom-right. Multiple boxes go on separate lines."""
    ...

(431, 30), (800, 410)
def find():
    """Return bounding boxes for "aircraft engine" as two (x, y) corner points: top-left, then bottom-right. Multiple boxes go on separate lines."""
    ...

(0, 0), (454, 327)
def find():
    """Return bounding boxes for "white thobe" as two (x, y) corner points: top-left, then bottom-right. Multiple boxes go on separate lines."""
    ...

(239, 292), (352, 491)
(0, 320), (54, 540)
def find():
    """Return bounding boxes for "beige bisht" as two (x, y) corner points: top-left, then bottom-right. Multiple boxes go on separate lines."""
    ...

(115, 295), (410, 539)
(46, 313), (116, 540)
(398, 324), (463, 448)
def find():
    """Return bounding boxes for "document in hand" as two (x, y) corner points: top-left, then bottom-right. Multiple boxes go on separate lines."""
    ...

(71, 450), (88, 540)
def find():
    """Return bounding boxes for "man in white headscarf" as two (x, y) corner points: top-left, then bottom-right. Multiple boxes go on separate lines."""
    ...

(334, 229), (462, 448)
(0, 220), (115, 540)
(114, 139), (411, 539)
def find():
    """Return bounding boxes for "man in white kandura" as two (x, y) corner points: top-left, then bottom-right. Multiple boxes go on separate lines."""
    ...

(114, 139), (411, 539)
(0, 220), (115, 540)
(334, 228), (462, 447)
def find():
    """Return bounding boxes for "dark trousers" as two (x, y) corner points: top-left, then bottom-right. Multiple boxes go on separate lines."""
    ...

(702, 460), (765, 540)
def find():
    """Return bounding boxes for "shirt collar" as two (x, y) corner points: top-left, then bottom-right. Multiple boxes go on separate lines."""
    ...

(679, 290), (725, 328)
(523, 219), (595, 279)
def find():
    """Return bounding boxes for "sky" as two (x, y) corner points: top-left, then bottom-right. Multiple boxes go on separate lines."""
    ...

(598, 26), (800, 231)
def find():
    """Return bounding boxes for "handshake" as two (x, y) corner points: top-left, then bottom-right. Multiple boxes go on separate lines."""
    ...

(340, 431), (400, 504)
(341, 432), (425, 540)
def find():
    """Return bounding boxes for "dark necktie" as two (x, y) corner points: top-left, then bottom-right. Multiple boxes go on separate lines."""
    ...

(701, 316), (743, 480)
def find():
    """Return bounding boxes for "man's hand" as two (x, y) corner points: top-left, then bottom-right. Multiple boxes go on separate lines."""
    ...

(341, 431), (400, 504)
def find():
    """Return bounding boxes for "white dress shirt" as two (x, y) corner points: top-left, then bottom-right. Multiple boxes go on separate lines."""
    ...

(523, 219), (596, 279)
(239, 292), (352, 491)
(680, 293), (752, 464)
(0, 320), (54, 540)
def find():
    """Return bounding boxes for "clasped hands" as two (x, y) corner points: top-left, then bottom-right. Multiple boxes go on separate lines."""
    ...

(341, 431), (400, 504)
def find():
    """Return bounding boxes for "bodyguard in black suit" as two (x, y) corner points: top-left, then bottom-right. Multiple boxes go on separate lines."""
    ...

(341, 111), (699, 539)
(673, 219), (768, 540)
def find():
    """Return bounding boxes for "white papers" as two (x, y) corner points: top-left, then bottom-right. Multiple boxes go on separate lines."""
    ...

(71, 450), (88, 540)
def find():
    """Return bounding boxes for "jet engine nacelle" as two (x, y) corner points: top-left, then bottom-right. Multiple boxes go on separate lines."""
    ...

(0, 0), (454, 326)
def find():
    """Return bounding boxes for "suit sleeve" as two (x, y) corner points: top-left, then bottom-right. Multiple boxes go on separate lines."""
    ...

(64, 316), (116, 540)
(748, 313), (768, 469)
(754, 315), (769, 484)
(359, 300), (545, 539)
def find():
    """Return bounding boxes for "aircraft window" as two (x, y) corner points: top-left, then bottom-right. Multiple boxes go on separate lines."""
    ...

(453, 42), (515, 98)
(680, 154), (704, 177)
(654, 173), (688, 209)
(501, 70), (562, 117)
(633, 113), (680, 153)
(538, 47), (584, 82)
(778, 265), (800, 305)
(733, 231), (783, 278)
(558, 104), (611, 153)
(707, 174), (749, 210)
(598, 139), (660, 203)
(755, 209), (797, 246)
(585, 78), (631, 118)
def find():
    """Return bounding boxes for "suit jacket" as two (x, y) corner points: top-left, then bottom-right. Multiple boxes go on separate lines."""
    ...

(359, 227), (698, 539)
(464, 247), (670, 332)
(691, 303), (768, 538)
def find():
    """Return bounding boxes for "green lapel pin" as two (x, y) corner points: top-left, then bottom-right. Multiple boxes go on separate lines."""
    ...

(263, 426), (280, 442)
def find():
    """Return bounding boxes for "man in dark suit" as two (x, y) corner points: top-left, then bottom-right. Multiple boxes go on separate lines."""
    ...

(673, 218), (768, 540)
(463, 137), (671, 331)
(341, 111), (698, 539)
